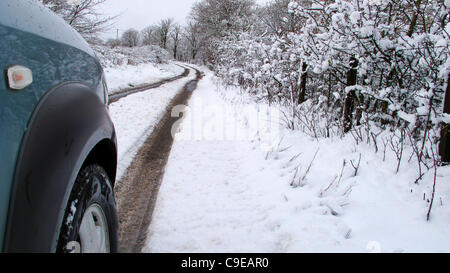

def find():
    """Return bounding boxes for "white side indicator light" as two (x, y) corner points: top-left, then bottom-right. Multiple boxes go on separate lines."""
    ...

(7, 65), (33, 90)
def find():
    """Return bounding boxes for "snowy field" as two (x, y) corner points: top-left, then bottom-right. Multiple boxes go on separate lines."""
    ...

(108, 67), (197, 182)
(143, 69), (450, 253)
(105, 62), (185, 94)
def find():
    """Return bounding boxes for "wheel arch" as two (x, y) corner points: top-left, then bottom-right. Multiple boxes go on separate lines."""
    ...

(3, 82), (117, 253)
(82, 138), (117, 187)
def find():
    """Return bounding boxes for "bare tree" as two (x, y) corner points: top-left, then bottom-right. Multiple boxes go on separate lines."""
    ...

(170, 24), (182, 60)
(259, 0), (309, 37)
(155, 18), (173, 49)
(189, 0), (256, 63)
(121, 29), (140, 47)
(41, 0), (67, 13)
(40, 0), (117, 39)
(141, 25), (156, 46)
(184, 21), (204, 61)
(190, 0), (256, 38)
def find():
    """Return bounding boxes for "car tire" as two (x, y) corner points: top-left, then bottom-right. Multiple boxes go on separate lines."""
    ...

(57, 164), (118, 253)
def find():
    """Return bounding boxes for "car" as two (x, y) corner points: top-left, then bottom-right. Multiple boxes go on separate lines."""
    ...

(0, 0), (118, 253)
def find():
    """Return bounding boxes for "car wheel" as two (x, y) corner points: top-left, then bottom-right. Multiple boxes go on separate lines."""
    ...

(57, 164), (118, 253)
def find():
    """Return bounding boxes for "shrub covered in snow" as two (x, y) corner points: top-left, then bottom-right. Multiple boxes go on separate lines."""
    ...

(189, 0), (450, 221)
(92, 44), (173, 68)
(192, 0), (449, 175)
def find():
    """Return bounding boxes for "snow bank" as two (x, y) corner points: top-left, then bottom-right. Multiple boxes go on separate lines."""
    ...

(93, 45), (172, 68)
(104, 63), (184, 94)
(91, 44), (184, 94)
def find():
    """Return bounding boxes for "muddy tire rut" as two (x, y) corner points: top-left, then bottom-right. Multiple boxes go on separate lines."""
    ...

(114, 66), (203, 253)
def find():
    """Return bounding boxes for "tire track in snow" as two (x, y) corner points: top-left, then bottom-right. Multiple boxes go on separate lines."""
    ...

(114, 66), (203, 253)
(109, 65), (190, 103)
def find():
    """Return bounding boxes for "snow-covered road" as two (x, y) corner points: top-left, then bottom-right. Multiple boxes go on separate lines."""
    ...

(106, 62), (450, 253)
(142, 71), (283, 252)
(109, 64), (197, 182)
(108, 63), (202, 252)
(142, 70), (355, 253)
(142, 69), (450, 253)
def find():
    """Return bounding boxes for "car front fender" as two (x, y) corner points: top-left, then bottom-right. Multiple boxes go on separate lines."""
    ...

(3, 82), (117, 253)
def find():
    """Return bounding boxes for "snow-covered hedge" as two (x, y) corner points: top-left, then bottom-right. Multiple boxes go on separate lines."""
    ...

(192, 0), (449, 196)
(92, 44), (172, 68)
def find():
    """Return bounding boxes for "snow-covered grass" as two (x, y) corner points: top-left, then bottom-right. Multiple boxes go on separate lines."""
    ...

(93, 44), (172, 68)
(108, 67), (197, 182)
(143, 69), (450, 253)
(104, 62), (184, 94)
(91, 43), (185, 94)
(92, 43), (184, 94)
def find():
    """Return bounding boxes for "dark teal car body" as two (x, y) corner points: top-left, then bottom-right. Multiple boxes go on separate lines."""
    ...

(0, 0), (117, 252)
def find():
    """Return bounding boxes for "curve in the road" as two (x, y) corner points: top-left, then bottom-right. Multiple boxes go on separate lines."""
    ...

(114, 66), (203, 253)
(108, 65), (190, 104)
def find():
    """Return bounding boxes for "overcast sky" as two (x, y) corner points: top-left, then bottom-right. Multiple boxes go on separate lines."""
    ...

(100, 0), (271, 40)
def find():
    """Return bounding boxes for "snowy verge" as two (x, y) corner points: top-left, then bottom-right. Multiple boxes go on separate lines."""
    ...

(109, 67), (197, 183)
(92, 44), (172, 68)
(143, 69), (450, 253)
(105, 62), (185, 94)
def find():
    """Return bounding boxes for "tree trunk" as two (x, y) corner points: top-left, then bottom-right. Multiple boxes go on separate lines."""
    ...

(407, 0), (422, 37)
(343, 57), (359, 133)
(173, 45), (178, 60)
(443, 74), (450, 114)
(298, 62), (308, 104)
(440, 74), (450, 162)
